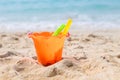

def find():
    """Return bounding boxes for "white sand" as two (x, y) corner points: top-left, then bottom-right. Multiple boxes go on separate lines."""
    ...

(0, 29), (120, 80)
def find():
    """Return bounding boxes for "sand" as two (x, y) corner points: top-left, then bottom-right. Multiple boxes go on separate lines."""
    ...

(0, 29), (120, 80)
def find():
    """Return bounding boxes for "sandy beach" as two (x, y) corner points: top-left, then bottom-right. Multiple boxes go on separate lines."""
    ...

(0, 0), (120, 80)
(0, 29), (120, 80)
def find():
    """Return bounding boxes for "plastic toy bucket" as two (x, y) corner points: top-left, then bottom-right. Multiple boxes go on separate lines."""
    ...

(29, 32), (65, 66)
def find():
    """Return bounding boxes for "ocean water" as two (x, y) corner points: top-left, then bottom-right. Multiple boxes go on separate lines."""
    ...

(0, 0), (120, 32)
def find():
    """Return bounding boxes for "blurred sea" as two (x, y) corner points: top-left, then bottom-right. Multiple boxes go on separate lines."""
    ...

(0, 0), (120, 32)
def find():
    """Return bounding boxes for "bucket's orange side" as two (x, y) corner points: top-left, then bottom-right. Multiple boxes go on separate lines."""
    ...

(30, 32), (65, 66)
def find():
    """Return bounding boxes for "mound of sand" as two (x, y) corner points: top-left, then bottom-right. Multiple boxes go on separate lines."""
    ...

(0, 30), (120, 80)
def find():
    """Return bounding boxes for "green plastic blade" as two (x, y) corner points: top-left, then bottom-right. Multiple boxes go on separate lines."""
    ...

(52, 24), (65, 36)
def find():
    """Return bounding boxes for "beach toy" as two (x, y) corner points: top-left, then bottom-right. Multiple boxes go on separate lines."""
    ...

(52, 24), (65, 36)
(29, 32), (65, 66)
(63, 19), (72, 35)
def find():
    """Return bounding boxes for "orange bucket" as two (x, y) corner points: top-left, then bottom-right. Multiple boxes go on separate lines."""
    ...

(29, 32), (65, 66)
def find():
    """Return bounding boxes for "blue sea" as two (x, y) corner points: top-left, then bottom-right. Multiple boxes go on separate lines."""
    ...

(0, 0), (120, 32)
